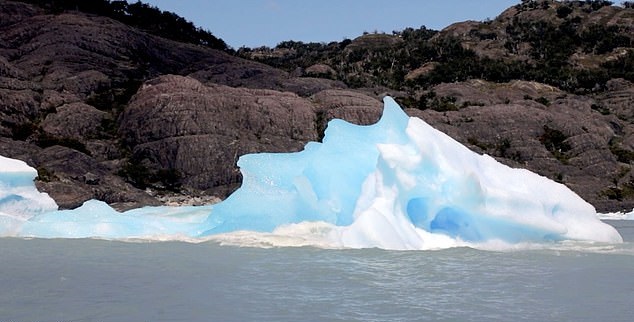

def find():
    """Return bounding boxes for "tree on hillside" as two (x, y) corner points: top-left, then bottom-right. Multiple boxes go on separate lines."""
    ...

(14, 0), (229, 51)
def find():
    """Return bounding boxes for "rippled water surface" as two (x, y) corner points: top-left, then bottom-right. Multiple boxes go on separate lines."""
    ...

(1, 221), (633, 322)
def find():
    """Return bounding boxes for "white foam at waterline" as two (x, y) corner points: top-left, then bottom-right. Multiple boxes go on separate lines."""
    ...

(6, 219), (632, 254)
(598, 209), (634, 220)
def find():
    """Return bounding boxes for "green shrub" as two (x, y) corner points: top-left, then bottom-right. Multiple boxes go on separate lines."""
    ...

(415, 92), (460, 111)
(118, 159), (182, 191)
(556, 5), (573, 18)
(609, 139), (634, 163)
(540, 125), (571, 163)
(467, 137), (491, 151)
(496, 138), (522, 161)
(602, 183), (634, 201)
(535, 96), (550, 106)
(118, 161), (151, 188)
(36, 166), (55, 182)
(591, 103), (610, 115)
(10, 122), (38, 141)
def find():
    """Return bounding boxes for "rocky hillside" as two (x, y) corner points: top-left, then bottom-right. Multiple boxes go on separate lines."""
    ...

(1, 0), (634, 212)
(0, 0), (359, 209)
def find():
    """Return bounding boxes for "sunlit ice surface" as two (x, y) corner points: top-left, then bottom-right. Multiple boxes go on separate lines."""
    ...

(0, 97), (623, 249)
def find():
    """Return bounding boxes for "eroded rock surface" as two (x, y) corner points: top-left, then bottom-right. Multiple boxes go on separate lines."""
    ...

(118, 75), (381, 196)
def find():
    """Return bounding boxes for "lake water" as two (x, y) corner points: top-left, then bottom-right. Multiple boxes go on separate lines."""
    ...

(1, 220), (633, 322)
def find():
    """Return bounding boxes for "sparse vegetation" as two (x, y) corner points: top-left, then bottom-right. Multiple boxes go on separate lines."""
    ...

(36, 166), (55, 182)
(540, 125), (571, 163)
(15, 0), (228, 51)
(496, 138), (523, 161)
(535, 96), (551, 106)
(468, 137), (491, 151)
(118, 157), (182, 191)
(555, 172), (564, 183)
(423, 93), (460, 112)
(10, 122), (38, 141)
(591, 103), (611, 115)
(602, 182), (634, 200)
(609, 138), (634, 163)
(238, 0), (631, 98)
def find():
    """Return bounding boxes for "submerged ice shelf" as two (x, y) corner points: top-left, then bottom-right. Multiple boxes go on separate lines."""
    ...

(0, 97), (623, 249)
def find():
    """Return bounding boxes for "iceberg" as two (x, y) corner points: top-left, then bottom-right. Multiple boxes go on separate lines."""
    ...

(598, 209), (634, 220)
(0, 155), (58, 235)
(0, 97), (623, 249)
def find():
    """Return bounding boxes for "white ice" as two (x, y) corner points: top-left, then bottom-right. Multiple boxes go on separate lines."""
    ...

(0, 155), (57, 235)
(598, 209), (634, 220)
(0, 97), (623, 249)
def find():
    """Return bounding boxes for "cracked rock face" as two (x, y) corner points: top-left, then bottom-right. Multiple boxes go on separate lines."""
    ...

(118, 75), (381, 195)
(0, 1), (355, 208)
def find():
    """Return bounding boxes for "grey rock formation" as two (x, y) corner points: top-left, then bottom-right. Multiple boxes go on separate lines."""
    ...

(0, 1), (353, 207)
(118, 75), (379, 196)
(40, 102), (107, 141)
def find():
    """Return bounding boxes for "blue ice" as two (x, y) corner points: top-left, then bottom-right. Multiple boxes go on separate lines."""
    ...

(0, 97), (623, 249)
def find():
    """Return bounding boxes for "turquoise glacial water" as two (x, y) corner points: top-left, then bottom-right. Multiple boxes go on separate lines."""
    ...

(1, 220), (633, 322)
